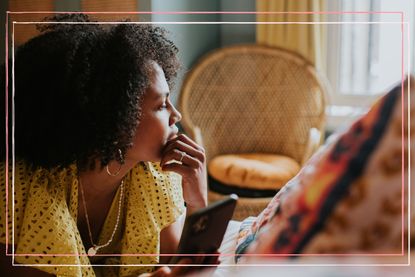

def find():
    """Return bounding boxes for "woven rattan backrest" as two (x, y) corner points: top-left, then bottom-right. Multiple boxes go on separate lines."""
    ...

(179, 45), (328, 164)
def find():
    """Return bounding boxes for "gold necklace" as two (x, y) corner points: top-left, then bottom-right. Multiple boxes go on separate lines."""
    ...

(78, 177), (125, 256)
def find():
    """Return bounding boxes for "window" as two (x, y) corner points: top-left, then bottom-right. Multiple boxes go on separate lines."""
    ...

(325, 0), (414, 131)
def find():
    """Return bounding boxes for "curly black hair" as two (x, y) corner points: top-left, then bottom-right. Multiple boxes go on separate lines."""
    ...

(1, 14), (180, 171)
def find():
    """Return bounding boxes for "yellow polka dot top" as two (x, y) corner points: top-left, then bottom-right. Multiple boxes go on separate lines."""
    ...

(0, 160), (185, 277)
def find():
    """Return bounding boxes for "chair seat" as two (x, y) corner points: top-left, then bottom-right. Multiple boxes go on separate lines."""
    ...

(208, 189), (273, 221)
(208, 153), (300, 190)
(208, 175), (279, 198)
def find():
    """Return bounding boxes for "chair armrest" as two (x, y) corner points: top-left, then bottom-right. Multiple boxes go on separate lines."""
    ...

(301, 127), (322, 165)
(187, 126), (204, 148)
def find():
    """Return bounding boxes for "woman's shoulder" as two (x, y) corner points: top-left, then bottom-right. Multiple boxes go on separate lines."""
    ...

(0, 159), (78, 212)
(1, 159), (77, 189)
(1, 159), (36, 196)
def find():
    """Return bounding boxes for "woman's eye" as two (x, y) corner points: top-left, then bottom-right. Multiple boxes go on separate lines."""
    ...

(157, 96), (171, 110)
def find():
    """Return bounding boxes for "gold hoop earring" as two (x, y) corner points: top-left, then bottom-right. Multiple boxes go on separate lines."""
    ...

(106, 149), (123, 177)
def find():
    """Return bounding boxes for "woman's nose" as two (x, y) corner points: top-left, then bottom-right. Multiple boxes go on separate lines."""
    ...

(170, 105), (182, 125)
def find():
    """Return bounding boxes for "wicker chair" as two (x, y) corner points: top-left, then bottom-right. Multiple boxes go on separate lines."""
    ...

(178, 45), (329, 220)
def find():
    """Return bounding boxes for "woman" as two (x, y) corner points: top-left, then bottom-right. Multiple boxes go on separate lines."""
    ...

(0, 14), (207, 276)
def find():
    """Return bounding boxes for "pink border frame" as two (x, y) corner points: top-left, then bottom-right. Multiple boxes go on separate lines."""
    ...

(3, 10), (410, 267)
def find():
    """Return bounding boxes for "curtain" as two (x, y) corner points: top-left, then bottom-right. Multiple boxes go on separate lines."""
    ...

(256, 0), (327, 72)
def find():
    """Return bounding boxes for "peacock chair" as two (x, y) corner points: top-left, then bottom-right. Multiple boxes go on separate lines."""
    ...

(179, 44), (329, 220)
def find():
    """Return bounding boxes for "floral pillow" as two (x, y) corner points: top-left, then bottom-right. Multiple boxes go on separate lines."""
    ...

(235, 76), (414, 261)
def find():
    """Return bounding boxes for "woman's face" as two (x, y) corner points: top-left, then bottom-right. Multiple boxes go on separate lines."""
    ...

(125, 62), (181, 163)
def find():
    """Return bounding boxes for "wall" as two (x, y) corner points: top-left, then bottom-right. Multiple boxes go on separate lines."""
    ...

(220, 0), (256, 46)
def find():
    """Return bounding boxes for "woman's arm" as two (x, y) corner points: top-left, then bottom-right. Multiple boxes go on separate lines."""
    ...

(159, 134), (208, 264)
(0, 244), (54, 277)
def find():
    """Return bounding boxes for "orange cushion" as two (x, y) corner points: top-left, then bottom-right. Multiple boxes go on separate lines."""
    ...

(208, 153), (301, 190)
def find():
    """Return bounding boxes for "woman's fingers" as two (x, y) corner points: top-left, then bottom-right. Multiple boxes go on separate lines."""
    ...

(161, 149), (200, 169)
(169, 258), (200, 276)
(140, 259), (214, 277)
(138, 266), (171, 277)
(176, 134), (205, 153)
(161, 161), (192, 176)
(161, 135), (205, 167)
(162, 142), (202, 163)
(163, 135), (204, 158)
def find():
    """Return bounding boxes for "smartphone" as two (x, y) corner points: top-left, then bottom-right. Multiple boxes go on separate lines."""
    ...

(170, 194), (238, 264)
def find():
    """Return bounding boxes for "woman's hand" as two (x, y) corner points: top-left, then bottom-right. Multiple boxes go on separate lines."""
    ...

(161, 134), (208, 213)
(139, 259), (193, 277)
(138, 257), (214, 277)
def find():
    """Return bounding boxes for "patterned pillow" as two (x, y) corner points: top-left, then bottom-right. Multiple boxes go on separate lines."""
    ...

(235, 76), (414, 261)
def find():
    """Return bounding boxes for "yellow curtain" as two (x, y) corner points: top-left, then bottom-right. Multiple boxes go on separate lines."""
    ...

(256, 0), (327, 72)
